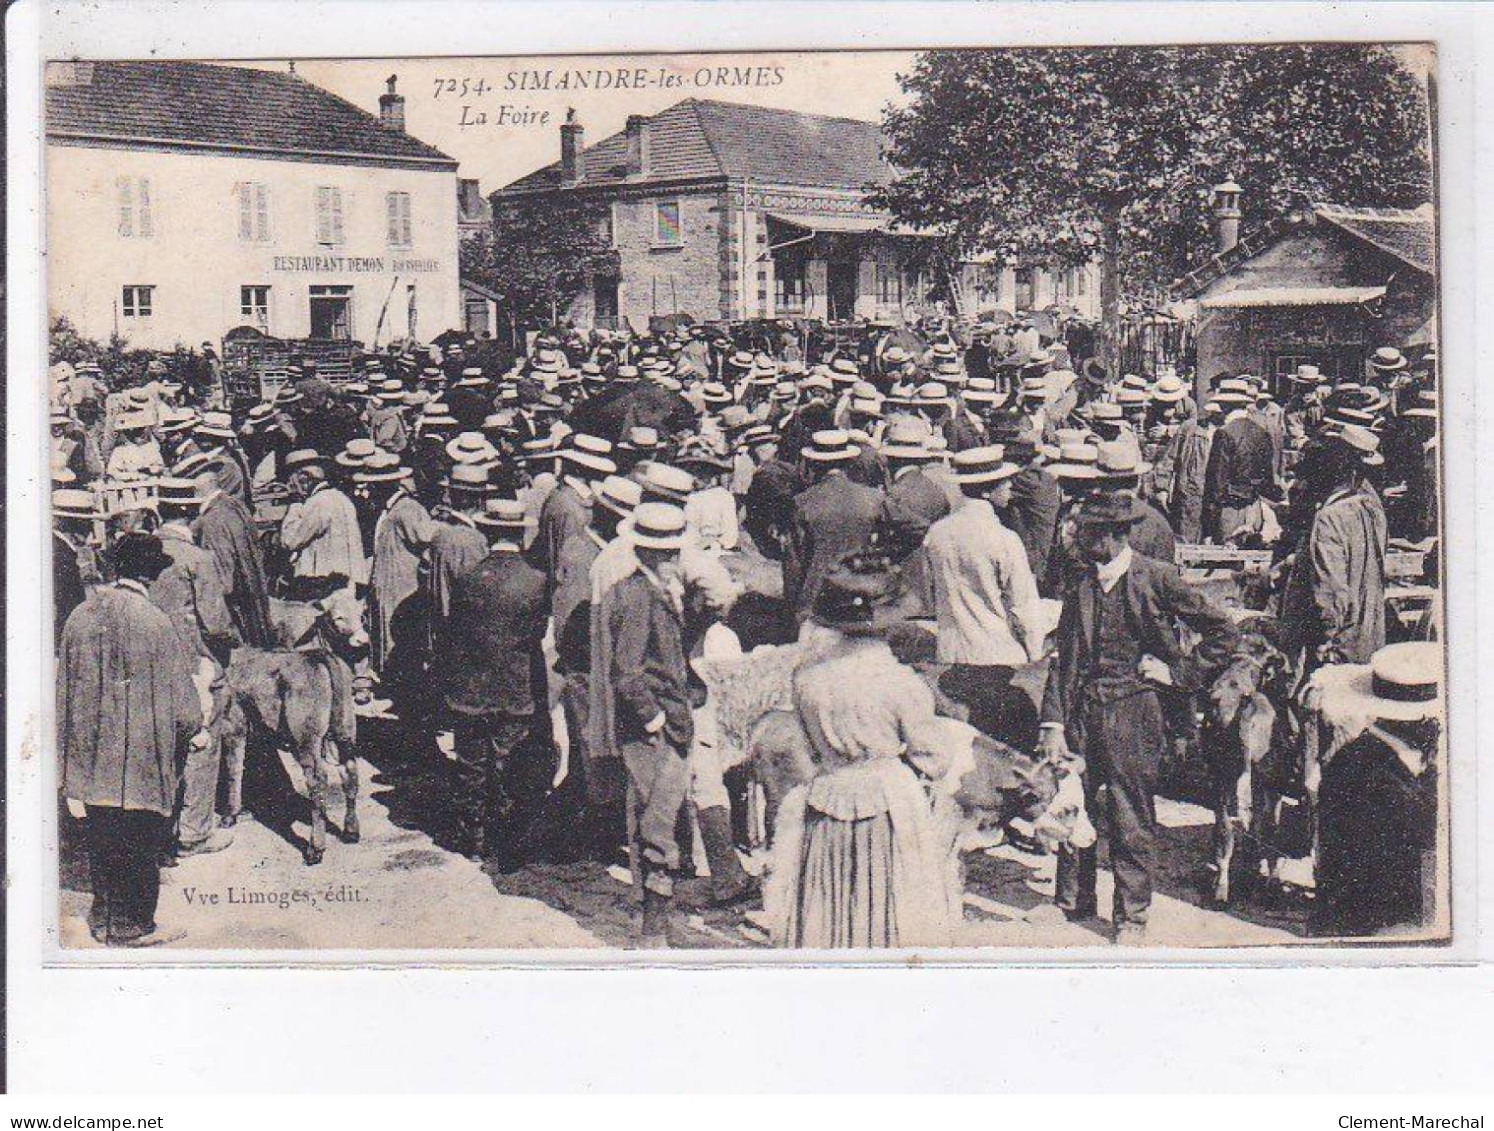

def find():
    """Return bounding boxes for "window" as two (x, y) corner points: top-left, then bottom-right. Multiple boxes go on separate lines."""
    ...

(240, 285), (271, 330)
(116, 176), (153, 239)
(1075, 266), (1088, 297)
(385, 191), (412, 248)
(877, 261), (900, 306)
(309, 284), (353, 340)
(315, 186), (345, 246)
(600, 205), (616, 247)
(774, 258), (806, 313)
(654, 200), (682, 247)
(236, 183), (271, 243)
(121, 285), (154, 319)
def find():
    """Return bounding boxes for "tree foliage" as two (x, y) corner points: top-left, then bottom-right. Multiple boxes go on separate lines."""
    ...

(874, 45), (1433, 326)
(461, 195), (619, 336)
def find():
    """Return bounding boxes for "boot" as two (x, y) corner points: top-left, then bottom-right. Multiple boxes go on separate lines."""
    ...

(639, 886), (672, 947)
(681, 805), (759, 909)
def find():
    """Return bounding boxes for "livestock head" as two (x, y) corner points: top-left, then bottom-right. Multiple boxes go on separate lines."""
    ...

(315, 584), (369, 653)
(271, 574), (369, 654)
(1210, 613), (1287, 729)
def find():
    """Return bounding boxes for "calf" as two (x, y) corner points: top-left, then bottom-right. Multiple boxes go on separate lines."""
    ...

(218, 589), (364, 865)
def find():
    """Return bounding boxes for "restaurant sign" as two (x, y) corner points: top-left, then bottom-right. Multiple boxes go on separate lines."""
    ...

(272, 254), (443, 274)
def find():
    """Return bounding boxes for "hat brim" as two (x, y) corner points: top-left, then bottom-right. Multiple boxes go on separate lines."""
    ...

(1339, 669), (1440, 721)
(1048, 464), (1102, 480)
(953, 463), (1020, 485)
(618, 517), (685, 550)
(559, 450), (617, 475)
(802, 447), (859, 462)
(355, 467), (412, 483)
(881, 444), (933, 461)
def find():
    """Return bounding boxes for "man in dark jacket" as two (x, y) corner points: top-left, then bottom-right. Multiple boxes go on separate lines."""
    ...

(192, 468), (271, 647)
(1039, 493), (1237, 944)
(878, 419), (952, 561)
(992, 429), (1061, 583)
(441, 500), (549, 861)
(1202, 388), (1277, 542)
(783, 430), (884, 624)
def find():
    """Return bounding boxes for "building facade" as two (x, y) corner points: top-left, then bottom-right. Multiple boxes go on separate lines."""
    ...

(1180, 190), (1436, 395)
(494, 98), (1099, 330)
(46, 60), (463, 351)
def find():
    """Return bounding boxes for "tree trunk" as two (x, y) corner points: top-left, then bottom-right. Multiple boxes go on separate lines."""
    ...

(1099, 201), (1122, 379)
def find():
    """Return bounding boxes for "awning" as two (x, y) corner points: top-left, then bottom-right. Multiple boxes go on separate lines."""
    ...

(1201, 285), (1387, 310)
(764, 211), (938, 237)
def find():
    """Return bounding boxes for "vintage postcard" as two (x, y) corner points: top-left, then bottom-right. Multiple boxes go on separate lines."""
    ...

(42, 42), (1449, 958)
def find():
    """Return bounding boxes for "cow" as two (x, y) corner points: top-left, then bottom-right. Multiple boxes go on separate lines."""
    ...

(218, 582), (366, 865)
(1203, 612), (1294, 905)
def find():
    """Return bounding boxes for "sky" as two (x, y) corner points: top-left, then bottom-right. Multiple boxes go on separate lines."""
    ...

(267, 51), (921, 190)
(252, 44), (1433, 192)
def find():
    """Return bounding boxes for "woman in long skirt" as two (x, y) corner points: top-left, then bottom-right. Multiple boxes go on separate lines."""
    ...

(764, 561), (957, 949)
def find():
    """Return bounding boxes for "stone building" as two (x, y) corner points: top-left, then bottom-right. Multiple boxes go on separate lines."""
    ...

(1179, 183), (1436, 395)
(493, 97), (1099, 329)
(46, 60), (462, 350)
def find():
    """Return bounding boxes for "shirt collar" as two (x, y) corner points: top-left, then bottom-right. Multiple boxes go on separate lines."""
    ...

(1094, 544), (1134, 593)
(1225, 408), (1250, 425)
(115, 578), (150, 598)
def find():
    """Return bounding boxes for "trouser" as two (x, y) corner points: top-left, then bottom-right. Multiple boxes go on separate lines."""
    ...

(939, 664), (1040, 752)
(451, 712), (535, 847)
(176, 731), (222, 846)
(85, 806), (169, 943)
(1055, 691), (1165, 927)
(620, 737), (691, 896)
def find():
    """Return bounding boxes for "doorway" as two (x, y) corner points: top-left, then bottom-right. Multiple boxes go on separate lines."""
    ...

(827, 260), (858, 322)
(593, 275), (619, 326)
(309, 285), (353, 340)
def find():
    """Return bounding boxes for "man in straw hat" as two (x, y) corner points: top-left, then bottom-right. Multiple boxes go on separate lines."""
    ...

(280, 449), (367, 589)
(538, 436), (617, 646)
(1310, 641), (1441, 937)
(878, 417), (952, 565)
(439, 498), (546, 864)
(191, 464), (272, 648)
(1280, 425), (1388, 672)
(924, 446), (1045, 750)
(363, 453), (434, 680)
(587, 502), (695, 943)
(1158, 395), (1221, 544)
(784, 430), (884, 625)
(53, 488), (102, 642)
(60, 532), (204, 946)
(426, 462), (495, 658)
(1040, 491), (1238, 944)
(1202, 381), (1278, 544)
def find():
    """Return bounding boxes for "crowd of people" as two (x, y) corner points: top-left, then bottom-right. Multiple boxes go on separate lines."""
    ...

(51, 317), (1443, 948)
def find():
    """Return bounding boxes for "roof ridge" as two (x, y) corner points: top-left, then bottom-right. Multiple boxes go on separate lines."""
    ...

(686, 95), (880, 129)
(686, 97), (728, 180)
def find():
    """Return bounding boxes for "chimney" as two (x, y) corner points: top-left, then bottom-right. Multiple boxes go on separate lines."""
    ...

(560, 108), (586, 183)
(379, 74), (406, 133)
(46, 59), (95, 87)
(625, 113), (650, 178)
(1212, 179), (1242, 255)
(458, 178), (482, 216)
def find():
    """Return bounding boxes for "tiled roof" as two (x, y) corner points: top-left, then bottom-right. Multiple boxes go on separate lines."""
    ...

(1176, 200), (1435, 297)
(46, 60), (456, 167)
(499, 97), (894, 194)
(1313, 202), (1435, 276)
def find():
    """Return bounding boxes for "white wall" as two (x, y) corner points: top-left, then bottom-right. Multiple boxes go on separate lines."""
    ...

(46, 143), (461, 350)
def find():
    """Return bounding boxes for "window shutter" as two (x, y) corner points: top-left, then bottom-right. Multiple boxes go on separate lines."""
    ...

(331, 189), (344, 244)
(137, 178), (153, 238)
(316, 187), (330, 243)
(238, 184), (253, 241)
(117, 177), (133, 238)
(386, 192), (399, 245)
(255, 184), (270, 241)
(400, 194), (412, 246)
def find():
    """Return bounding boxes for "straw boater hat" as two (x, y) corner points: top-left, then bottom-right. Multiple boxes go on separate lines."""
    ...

(880, 418), (935, 462)
(1335, 423), (1385, 467)
(376, 378), (405, 402)
(951, 444), (1020, 485)
(1289, 364), (1324, 386)
(354, 451), (412, 485)
(1048, 441), (1102, 480)
(620, 501), (688, 550)
(1370, 347), (1409, 374)
(1093, 439), (1153, 481)
(700, 382), (733, 407)
(882, 346), (913, 369)
(156, 477), (203, 511)
(830, 357), (860, 382)
(446, 461), (493, 495)
(455, 367), (488, 389)
(1404, 389), (1438, 420)
(283, 448), (324, 473)
(1150, 374), (1189, 403)
(473, 497), (534, 536)
(1020, 374), (1051, 402)
(516, 436), (557, 464)
(558, 435), (617, 478)
(641, 462), (696, 503)
(157, 407), (199, 436)
(739, 424), (777, 449)
(594, 474), (643, 520)
(800, 372), (835, 395)
(771, 380), (799, 404)
(115, 409), (154, 433)
(446, 431), (501, 467)
(1081, 358), (1110, 387)
(1333, 641), (1443, 722)
(53, 488), (99, 522)
(727, 350), (755, 372)
(802, 429), (860, 463)
(1117, 386), (1150, 410)
(618, 426), (661, 454)
(336, 437), (379, 469)
(1086, 400), (1124, 424)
